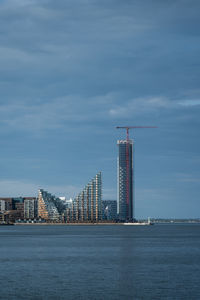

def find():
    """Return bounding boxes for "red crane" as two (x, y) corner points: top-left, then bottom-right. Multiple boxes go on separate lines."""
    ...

(116, 126), (157, 141)
(116, 126), (157, 220)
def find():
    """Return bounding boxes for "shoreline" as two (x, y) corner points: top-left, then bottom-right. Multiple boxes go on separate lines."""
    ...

(13, 222), (152, 226)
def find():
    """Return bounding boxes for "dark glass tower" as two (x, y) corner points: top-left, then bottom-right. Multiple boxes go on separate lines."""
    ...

(117, 140), (133, 221)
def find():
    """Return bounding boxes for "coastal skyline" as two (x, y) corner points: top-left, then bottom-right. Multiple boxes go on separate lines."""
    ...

(0, 0), (200, 218)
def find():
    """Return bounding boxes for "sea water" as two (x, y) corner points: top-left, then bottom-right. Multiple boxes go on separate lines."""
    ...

(0, 224), (200, 300)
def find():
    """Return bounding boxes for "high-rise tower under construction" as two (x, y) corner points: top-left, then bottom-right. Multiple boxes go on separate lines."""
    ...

(117, 139), (133, 221)
(117, 125), (156, 222)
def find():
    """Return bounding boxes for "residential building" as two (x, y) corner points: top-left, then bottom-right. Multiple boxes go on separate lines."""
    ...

(71, 172), (102, 222)
(0, 200), (5, 212)
(0, 197), (37, 223)
(0, 198), (12, 210)
(12, 197), (24, 220)
(24, 198), (35, 219)
(38, 189), (60, 222)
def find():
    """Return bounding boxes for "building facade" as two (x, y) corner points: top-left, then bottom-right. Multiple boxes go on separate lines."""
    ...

(38, 189), (60, 221)
(69, 172), (102, 222)
(0, 198), (12, 211)
(24, 198), (36, 219)
(12, 198), (25, 220)
(0, 200), (5, 212)
(117, 140), (133, 221)
(102, 200), (117, 221)
(0, 197), (37, 223)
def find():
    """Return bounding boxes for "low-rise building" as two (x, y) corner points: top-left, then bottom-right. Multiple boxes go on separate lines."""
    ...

(0, 197), (37, 223)
(24, 198), (36, 219)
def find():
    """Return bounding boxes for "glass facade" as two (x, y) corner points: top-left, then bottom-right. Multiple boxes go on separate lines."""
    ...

(117, 140), (133, 221)
(102, 200), (117, 221)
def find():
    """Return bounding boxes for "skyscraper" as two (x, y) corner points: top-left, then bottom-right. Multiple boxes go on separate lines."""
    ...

(117, 139), (133, 221)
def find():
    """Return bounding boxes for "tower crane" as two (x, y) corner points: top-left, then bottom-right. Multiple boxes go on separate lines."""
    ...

(116, 126), (157, 141)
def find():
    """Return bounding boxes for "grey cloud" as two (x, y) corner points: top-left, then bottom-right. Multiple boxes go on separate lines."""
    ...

(0, 177), (113, 199)
(0, 0), (199, 101)
(178, 100), (200, 106)
(0, 179), (81, 198)
(109, 96), (178, 118)
(0, 94), (116, 133)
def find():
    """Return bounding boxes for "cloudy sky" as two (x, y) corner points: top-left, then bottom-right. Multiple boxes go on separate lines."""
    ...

(0, 0), (200, 218)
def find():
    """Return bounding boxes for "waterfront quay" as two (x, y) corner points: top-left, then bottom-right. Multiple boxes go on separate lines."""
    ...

(13, 221), (152, 226)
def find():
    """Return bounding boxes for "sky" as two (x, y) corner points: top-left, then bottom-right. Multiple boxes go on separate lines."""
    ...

(0, 0), (200, 218)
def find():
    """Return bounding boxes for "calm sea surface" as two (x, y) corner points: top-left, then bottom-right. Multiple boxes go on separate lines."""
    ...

(0, 224), (200, 300)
